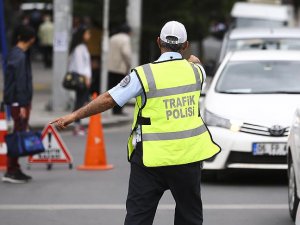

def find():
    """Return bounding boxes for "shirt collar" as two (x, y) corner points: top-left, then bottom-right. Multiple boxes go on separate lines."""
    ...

(156, 52), (183, 62)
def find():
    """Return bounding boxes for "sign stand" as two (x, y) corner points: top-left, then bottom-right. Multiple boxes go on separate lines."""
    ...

(28, 124), (73, 170)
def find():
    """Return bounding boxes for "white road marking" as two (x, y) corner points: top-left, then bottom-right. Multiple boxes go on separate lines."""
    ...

(0, 204), (288, 211)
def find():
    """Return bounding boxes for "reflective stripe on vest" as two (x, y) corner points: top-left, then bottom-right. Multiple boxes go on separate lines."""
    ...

(143, 124), (207, 141)
(142, 63), (202, 99)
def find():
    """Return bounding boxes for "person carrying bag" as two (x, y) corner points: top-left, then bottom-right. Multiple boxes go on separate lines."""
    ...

(63, 27), (92, 136)
(2, 25), (37, 183)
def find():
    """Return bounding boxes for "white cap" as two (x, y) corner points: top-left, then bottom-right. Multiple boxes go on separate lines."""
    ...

(160, 21), (187, 44)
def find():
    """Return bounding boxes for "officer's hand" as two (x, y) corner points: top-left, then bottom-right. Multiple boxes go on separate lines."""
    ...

(188, 55), (201, 64)
(50, 113), (76, 130)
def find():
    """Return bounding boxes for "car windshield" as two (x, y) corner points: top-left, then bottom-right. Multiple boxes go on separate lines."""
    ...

(235, 18), (285, 28)
(216, 61), (300, 94)
(227, 39), (300, 52)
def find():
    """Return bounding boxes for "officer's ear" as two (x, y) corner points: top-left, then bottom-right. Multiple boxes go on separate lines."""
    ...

(181, 41), (189, 52)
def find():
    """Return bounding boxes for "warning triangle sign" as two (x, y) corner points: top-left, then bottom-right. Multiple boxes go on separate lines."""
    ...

(28, 124), (73, 167)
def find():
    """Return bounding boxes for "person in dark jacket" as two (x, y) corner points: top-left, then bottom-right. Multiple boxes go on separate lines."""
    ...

(2, 25), (35, 183)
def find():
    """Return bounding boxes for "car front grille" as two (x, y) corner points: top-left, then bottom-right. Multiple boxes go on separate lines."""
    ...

(227, 152), (287, 165)
(240, 123), (289, 137)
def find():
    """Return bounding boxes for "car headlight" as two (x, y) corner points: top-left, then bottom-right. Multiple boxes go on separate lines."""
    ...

(204, 110), (242, 132)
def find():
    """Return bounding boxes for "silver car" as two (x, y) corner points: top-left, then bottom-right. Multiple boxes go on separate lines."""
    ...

(231, 2), (294, 28)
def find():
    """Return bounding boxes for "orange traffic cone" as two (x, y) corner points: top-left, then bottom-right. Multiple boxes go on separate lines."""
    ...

(0, 103), (7, 170)
(77, 94), (113, 170)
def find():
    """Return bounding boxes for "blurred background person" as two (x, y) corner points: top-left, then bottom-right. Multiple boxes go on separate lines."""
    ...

(108, 23), (132, 115)
(202, 18), (227, 76)
(38, 15), (54, 68)
(11, 14), (31, 46)
(68, 26), (92, 136)
(30, 9), (42, 33)
(2, 25), (36, 183)
(72, 16), (82, 34)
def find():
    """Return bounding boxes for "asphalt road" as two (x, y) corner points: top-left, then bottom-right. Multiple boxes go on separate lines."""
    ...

(0, 123), (294, 225)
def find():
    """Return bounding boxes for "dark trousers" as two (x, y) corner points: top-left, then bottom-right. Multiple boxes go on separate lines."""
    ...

(42, 45), (53, 68)
(74, 88), (89, 123)
(108, 71), (125, 114)
(7, 105), (31, 173)
(124, 162), (203, 225)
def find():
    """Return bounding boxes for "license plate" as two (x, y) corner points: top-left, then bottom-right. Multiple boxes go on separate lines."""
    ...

(252, 143), (287, 156)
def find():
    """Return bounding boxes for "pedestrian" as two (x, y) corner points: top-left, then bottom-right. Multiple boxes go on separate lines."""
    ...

(202, 18), (227, 74)
(67, 27), (92, 136)
(38, 14), (54, 68)
(108, 23), (132, 115)
(2, 25), (36, 183)
(52, 21), (221, 225)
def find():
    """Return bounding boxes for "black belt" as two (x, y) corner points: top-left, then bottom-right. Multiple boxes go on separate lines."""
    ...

(137, 116), (151, 125)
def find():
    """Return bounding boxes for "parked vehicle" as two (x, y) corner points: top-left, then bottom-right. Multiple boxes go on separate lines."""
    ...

(219, 28), (300, 62)
(203, 50), (300, 171)
(231, 2), (294, 28)
(287, 107), (300, 221)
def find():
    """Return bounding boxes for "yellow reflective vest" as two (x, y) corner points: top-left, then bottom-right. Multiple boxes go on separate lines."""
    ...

(128, 59), (220, 167)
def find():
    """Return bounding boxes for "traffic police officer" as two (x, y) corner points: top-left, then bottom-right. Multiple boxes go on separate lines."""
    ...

(52, 21), (221, 225)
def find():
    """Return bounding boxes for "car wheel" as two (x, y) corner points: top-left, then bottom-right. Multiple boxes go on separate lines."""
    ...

(288, 158), (300, 221)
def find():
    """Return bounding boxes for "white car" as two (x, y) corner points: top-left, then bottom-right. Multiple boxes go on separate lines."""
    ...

(203, 50), (300, 171)
(219, 28), (300, 62)
(231, 2), (294, 28)
(287, 107), (300, 221)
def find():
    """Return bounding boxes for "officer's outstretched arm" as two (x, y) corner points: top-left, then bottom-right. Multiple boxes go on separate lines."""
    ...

(50, 92), (116, 130)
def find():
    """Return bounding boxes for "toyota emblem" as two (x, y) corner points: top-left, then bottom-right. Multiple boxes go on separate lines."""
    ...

(269, 125), (285, 136)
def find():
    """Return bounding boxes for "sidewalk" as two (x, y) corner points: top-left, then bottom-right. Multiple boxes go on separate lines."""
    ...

(0, 61), (133, 129)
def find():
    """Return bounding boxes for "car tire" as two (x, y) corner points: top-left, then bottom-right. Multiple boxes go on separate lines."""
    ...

(288, 157), (300, 221)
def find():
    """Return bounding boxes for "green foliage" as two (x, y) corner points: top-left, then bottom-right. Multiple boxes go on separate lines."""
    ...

(140, 0), (239, 62)
(142, 0), (238, 39)
(73, 0), (127, 28)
